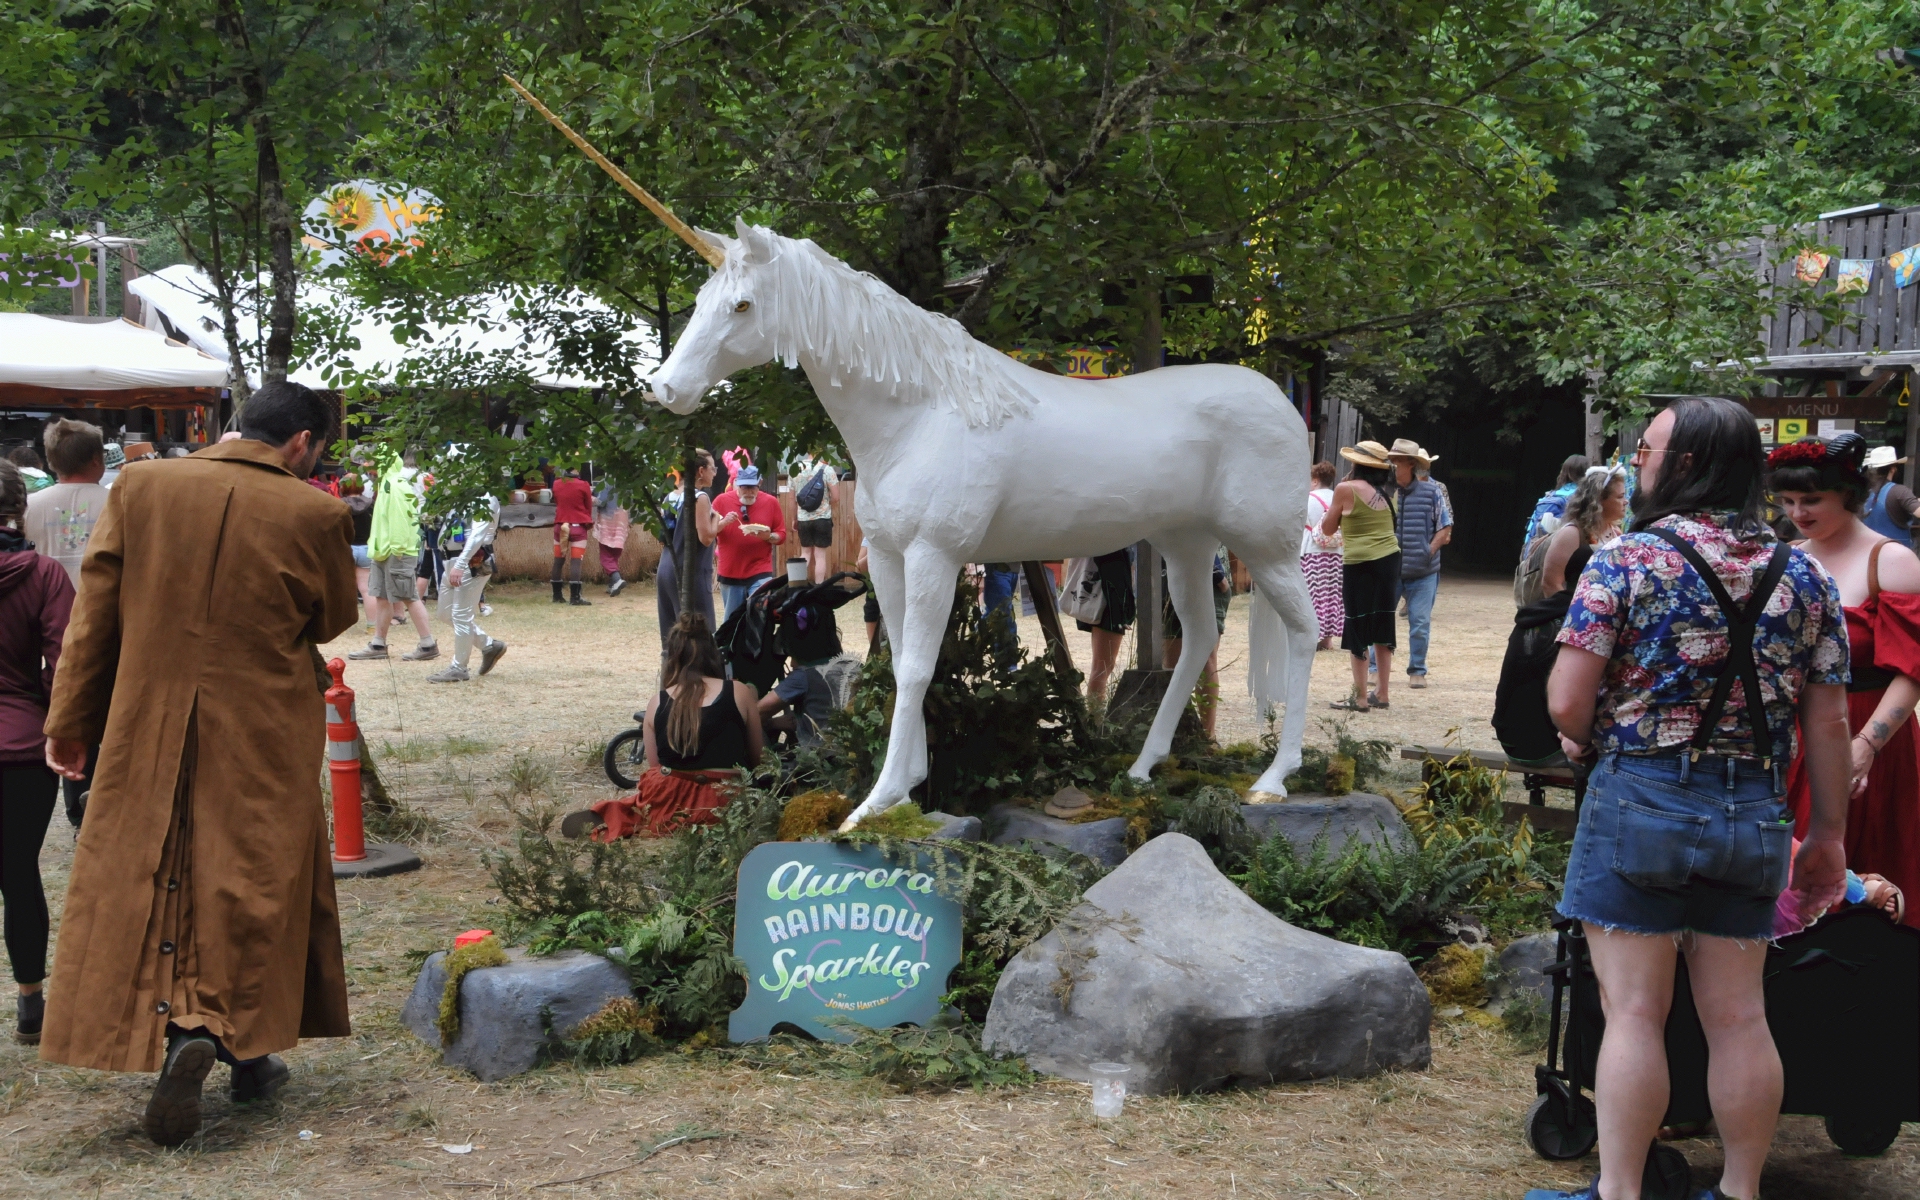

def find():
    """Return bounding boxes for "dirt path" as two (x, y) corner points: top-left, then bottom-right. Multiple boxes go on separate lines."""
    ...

(3, 575), (1913, 1197)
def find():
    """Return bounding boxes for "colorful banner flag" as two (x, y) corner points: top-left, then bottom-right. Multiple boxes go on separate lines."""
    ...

(1836, 259), (1875, 295)
(1891, 244), (1920, 288)
(1795, 250), (1832, 283)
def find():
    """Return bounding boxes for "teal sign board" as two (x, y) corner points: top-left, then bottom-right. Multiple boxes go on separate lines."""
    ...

(729, 841), (962, 1043)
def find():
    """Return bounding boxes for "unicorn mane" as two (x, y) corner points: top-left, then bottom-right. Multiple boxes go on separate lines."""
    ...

(733, 229), (1036, 429)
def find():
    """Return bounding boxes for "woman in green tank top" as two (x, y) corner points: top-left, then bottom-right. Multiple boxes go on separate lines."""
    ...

(1321, 441), (1403, 711)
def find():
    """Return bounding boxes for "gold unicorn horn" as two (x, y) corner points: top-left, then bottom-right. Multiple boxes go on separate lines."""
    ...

(503, 73), (725, 268)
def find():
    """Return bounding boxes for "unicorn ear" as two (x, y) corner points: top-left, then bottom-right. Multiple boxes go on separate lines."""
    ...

(735, 218), (777, 265)
(694, 227), (736, 262)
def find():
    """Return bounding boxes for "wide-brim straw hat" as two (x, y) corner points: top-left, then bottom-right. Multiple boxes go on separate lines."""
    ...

(1339, 440), (1394, 469)
(1387, 437), (1438, 465)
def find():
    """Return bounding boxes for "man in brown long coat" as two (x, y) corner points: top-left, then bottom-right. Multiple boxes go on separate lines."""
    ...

(41, 380), (360, 1146)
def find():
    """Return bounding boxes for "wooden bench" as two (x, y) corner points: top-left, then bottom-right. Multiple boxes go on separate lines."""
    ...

(1399, 744), (1585, 837)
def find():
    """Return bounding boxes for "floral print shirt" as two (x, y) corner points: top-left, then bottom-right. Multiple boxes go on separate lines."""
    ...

(1558, 512), (1848, 760)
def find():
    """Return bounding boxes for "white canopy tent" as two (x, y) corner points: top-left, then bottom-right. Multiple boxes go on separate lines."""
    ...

(0, 313), (227, 409)
(127, 264), (659, 392)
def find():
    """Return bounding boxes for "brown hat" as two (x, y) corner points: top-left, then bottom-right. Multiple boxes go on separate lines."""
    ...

(1338, 440), (1394, 469)
(1387, 438), (1438, 465)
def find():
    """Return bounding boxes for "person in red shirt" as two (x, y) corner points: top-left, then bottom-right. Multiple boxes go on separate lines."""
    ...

(710, 466), (786, 621)
(549, 467), (596, 606)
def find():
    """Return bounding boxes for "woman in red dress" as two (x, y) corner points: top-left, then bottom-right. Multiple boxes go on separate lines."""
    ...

(1773, 434), (1920, 926)
(563, 615), (762, 840)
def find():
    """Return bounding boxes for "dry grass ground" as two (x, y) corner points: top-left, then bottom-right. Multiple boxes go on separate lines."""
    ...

(3, 575), (1914, 1197)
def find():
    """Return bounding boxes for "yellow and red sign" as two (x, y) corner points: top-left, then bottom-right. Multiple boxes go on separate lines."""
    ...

(301, 180), (442, 268)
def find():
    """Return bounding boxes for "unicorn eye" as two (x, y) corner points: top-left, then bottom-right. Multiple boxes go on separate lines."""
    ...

(733, 299), (752, 312)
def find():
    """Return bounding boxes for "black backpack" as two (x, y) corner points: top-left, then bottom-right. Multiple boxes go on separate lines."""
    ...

(796, 466), (828, 513)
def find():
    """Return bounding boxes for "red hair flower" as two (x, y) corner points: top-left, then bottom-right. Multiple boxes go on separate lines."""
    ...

(1767, 440), (1828, 469)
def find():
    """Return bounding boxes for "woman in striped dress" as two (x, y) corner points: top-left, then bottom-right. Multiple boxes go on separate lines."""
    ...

(1302, 461), (1344, 649)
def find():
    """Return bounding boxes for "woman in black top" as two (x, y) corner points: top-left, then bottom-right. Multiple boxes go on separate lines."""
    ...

(566, 615), (760, 839)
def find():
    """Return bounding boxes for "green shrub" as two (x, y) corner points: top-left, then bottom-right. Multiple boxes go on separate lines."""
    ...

(1283, 717), (1396, 795)
(825, 1018), (1036, 1091)
(485, 803), (655, 922)
(836, 830), (1101, 1023)
(824, 579), (1110, 813)
(531, 904), (742, 1039)
(1164, 785), (1256, 871)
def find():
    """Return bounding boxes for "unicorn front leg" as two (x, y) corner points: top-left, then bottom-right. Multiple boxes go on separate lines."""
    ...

(841, 543), (961, 828)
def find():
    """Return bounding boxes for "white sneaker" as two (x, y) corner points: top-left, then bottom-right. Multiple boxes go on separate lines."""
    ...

(426, 663), (471, 683)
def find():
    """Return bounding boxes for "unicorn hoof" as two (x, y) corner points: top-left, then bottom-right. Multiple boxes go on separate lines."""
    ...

(1244, 789), (1291, 805)
(836, 814), (863, 833)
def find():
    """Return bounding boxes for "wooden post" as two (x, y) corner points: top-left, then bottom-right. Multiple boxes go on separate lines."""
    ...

(119, 243), (142, 324)
(1133, 540), (1162, 669)
(1022, 560), (1075, 677)
(1583, 368), (1606, 462)
(1904, 368), (1920, 481)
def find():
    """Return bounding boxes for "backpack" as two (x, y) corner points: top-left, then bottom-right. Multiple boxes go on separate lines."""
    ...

(1057, 557), (1106, 623)
(1512, 518), (1559, 607)
(797, 466), (828, 513)
(1492, 591), (1576, 765)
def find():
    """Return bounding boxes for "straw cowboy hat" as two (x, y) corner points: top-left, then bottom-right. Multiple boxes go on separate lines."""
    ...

(1339, 440), (1394, 469)
(1387, 437), (1439, 466)
(1865, 446), (1908, 471)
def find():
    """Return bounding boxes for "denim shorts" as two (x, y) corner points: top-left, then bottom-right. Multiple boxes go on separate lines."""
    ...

(352, 544), (372, 570)
(1558, 752), (1795, 940)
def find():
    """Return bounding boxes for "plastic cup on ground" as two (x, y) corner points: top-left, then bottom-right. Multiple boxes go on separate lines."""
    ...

(1089, 1062), (1130, 1119)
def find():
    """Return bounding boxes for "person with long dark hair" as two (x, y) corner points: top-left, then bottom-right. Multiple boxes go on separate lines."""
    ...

(657, 450), (720, 634)
(564, 614), (761, 840)
(1538, 397), (1851, 1200)
(1769, 432), (1920, 928)
(0, 461), (74, 1046)
(1321, 441), (1400, 711)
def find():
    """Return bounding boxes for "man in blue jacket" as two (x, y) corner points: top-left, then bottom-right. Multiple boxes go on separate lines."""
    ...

(1388, 439), (1451, 689)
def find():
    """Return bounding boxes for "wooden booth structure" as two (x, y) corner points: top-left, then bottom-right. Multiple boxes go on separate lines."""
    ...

(1745, 201), (1920, 460)
(0, 313), (227, 450)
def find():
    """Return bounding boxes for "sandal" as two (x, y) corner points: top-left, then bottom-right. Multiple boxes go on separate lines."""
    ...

(1329, 696), (1371, 712)
(1367, 692), (1391, 711)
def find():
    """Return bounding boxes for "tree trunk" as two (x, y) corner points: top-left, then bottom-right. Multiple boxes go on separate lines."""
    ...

(254, 117), (297, 384)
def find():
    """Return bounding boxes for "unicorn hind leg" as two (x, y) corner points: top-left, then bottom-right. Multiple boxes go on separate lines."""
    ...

(1235, 550), (1318, 799)
(1127, 537), (1221, 782)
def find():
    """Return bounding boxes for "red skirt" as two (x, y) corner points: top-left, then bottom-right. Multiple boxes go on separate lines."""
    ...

(589, 768), (740, 840)
(1785, 686), (1920, 928)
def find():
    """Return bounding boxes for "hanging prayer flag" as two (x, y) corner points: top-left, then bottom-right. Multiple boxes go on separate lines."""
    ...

(1836, 259), (1874, 295)
(1891, 244), (1920, 288)
(1795, 250), (1833, 283)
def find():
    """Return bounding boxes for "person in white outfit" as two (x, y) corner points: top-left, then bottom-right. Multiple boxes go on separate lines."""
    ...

(427, 496), (506, 683)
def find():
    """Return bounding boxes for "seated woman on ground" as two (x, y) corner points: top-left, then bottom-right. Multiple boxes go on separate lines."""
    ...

(564, 615), (761, 840)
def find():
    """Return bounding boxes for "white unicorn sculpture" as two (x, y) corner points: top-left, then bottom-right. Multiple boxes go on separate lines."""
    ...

(650, 220), (1318, 826)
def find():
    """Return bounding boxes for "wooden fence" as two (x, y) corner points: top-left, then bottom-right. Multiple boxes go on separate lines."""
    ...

(1755, 203), (1920, 369)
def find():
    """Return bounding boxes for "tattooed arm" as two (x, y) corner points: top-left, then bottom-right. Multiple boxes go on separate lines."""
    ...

(1852, 677), (1920, 797)
(1854, 541), (1920, 795)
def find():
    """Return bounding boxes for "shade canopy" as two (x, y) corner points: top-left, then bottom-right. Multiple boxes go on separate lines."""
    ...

(129, 264), (657, 391)
(0, 314), (226, 409)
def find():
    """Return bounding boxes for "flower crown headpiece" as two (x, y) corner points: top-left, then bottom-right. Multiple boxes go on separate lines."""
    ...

(1767, 432), (1868, 485)
(1766, 439), (1830, 469)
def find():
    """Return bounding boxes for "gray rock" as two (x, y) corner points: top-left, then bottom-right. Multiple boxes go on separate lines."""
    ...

(983, 832), (1430, 1094)
(1240, 792), (1412, 857)
(1488, 931), (1560, 1013)
(924, 811), (983, 842)
(400, 948), (633, 1082)
(988, 803), (1128, 867)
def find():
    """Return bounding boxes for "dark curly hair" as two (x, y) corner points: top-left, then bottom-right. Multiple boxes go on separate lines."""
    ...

(1764, 432), (1870, 511)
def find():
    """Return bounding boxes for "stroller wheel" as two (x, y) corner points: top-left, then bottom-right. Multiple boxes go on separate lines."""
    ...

(1642, 1143), (1692, 1200)
(602, 728), (646, 790)
(1525, 1092), (1598, 1160)
(1824, 1111), (1903, 1157)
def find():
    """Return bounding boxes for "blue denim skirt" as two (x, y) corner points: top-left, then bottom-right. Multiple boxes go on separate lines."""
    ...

(1558, 752), (1794, 940)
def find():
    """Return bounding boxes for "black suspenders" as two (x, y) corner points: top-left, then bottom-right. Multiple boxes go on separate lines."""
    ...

(1646, 529), (1794, 770)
